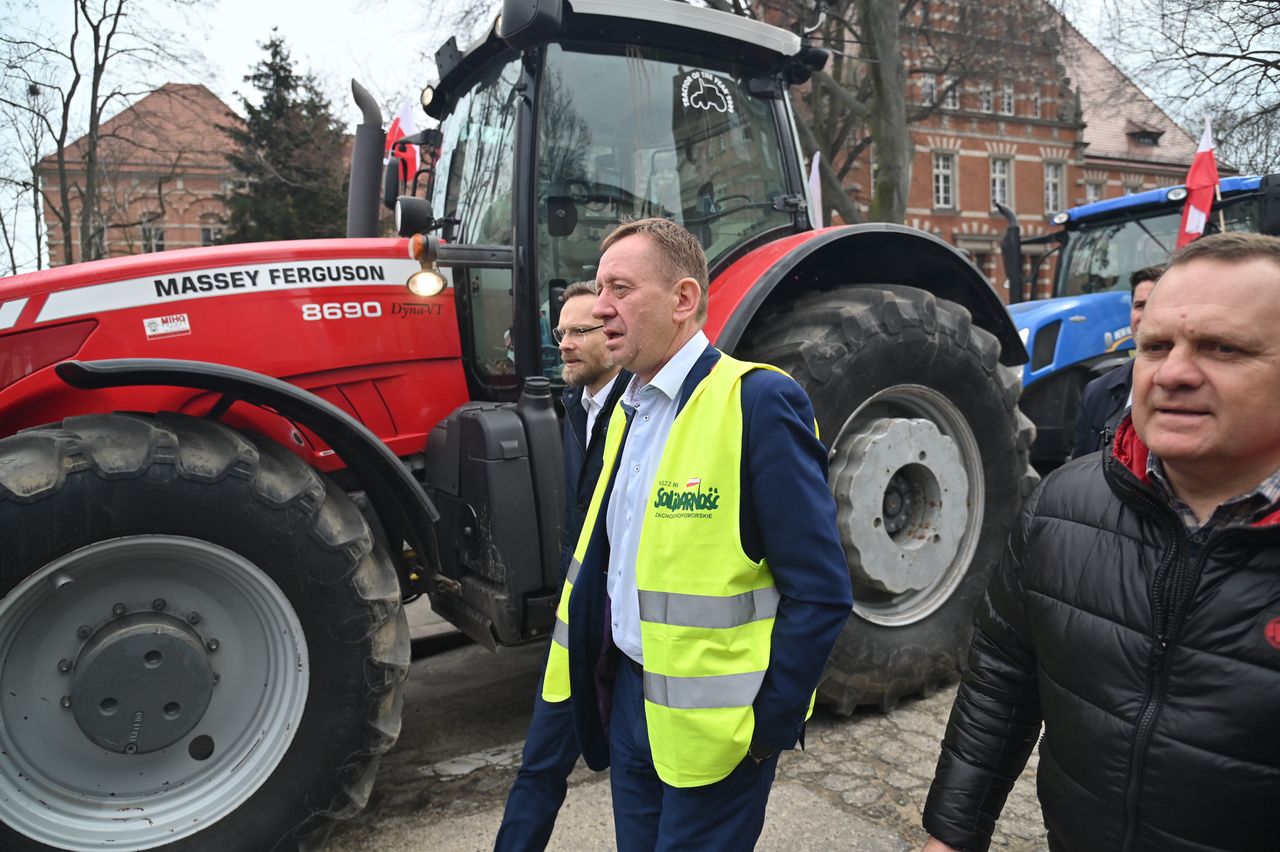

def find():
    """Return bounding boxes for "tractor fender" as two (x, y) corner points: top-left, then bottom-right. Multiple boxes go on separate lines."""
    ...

(55, 358), (439, 587)
(707, 224), (1027, 366)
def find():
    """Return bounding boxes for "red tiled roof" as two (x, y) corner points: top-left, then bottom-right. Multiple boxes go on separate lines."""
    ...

(1057, 20), (1197, 168)
(38, 83), (242, 172)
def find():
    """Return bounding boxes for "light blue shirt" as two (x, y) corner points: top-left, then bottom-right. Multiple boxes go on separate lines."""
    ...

(606, 330), (709, 664)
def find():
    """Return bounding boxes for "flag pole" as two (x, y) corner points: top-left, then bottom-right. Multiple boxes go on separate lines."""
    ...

(1216, 183), (1225, 232)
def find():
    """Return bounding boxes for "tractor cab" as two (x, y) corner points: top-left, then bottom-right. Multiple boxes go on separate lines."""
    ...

(401, 0), (824, 398)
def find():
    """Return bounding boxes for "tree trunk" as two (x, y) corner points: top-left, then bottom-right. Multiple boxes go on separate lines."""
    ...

(860, 0), (910, 223)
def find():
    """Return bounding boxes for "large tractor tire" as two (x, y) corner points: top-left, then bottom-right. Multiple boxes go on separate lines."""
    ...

(0, 412), (410, 851)
(740, 285), (1037, 714)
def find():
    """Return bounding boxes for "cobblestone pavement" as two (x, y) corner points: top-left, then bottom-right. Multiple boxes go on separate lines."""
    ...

(326, 644), (1048, 852)
(777, 685), (1047, 852)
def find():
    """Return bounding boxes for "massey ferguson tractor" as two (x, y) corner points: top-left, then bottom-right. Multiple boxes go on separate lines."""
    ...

(0, 0), (1034, 848)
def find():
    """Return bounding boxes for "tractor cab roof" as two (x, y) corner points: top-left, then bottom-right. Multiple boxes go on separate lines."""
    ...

(428, 0), (802, 119)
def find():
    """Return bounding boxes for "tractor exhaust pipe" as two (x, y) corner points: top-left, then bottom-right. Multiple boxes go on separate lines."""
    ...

(347, 80), (385, 238)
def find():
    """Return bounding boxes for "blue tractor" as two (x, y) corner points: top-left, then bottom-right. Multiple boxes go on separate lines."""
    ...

(1000, 174), (1280, 468)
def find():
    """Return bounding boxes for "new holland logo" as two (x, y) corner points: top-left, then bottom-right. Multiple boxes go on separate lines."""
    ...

(653, 477), (721, 514)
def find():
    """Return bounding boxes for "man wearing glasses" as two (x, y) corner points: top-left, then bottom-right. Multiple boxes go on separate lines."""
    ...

(495, 280), (629, 851)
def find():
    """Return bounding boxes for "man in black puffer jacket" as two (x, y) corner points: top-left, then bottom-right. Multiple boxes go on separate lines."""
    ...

(922, 232), (1280, 852)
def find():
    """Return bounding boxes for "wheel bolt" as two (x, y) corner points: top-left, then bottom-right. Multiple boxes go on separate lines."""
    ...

(112, 603), (127, 617)
(77, 625), (92, 639)
(57, 658), (71, 673)
(152, 598), (166, 611)
(60, 695), (71, 709)
(123, 743), (138, 755)
(187, 611), (200, 625)
(206, 638), (220, 652)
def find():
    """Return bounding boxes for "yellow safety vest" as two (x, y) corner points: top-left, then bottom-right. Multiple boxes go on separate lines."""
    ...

(544, 353), (814, 787)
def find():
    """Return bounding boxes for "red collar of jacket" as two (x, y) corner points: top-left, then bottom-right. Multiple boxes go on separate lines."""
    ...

(1110, 416), (1280, 528)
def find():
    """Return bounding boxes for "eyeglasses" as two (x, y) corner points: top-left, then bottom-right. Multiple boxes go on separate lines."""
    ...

(552, 323), (605, 344)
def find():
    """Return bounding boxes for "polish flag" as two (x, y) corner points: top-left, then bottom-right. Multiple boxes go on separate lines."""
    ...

(686, 477), (701, 489)
(1176, 118), (1220, 248)
(384, 99), (419, 184)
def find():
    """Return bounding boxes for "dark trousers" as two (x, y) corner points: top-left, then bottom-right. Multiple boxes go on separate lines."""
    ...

(494, 674), (582, 852)
(609, 660), (779, 852)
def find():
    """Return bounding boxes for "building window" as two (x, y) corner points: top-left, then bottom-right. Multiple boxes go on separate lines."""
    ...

(990, 158), (1011, 208)
(1124, 183), (1142, 195)
(201, 226), (224, 246)
(1085, 182), (1103, 204)
(979, 81), (993, 113)
(1031, 88), (1042, 119)
(142, 223), (165, 253)
(933, 152), (956, 209)
(920, 75), (936, 106)
(1128, 130), (1161, 146)
(1044, 162), (1063, 213)
(942, 78), (958, 110)
(999, 81), (1015, 116)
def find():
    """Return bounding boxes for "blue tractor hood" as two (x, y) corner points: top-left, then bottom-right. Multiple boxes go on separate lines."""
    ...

(1009, 291), (1133, 387)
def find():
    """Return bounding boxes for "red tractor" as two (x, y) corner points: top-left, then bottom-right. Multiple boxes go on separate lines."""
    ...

(0, 0), (1034, 848)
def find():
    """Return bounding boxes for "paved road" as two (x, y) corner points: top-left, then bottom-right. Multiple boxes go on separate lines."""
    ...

(324, 603), (1048, 852)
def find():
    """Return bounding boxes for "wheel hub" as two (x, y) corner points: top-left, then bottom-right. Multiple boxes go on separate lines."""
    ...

(70, 613), (215, 754)
(831, 416), (970, 595)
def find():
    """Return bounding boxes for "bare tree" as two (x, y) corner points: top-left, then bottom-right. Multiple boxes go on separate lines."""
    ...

(705, 0), (1070, 224)
(0, 79), (49, 273)
(0, 0), (194, 267)
(1101, 0), (1280, 173)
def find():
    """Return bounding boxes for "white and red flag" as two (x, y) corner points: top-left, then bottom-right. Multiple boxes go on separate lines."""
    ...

(384, 99), (419, 184)
(1176, 117), (1220, 248)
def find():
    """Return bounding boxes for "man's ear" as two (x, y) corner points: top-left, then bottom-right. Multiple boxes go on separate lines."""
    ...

(672, 277), (701, 322)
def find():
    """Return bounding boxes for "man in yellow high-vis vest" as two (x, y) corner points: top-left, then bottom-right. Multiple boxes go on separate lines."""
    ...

(543, 218), (853, 850)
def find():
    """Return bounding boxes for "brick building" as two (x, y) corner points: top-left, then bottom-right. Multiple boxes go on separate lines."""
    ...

(37, 83), (241, 266)
(839, 3), (1201, 301)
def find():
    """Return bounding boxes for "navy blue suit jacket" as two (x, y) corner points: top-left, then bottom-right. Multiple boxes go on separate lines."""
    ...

(565, 345), (853, 771)
(1071, 360), (1132, 459)
(560, 372), (630, 578)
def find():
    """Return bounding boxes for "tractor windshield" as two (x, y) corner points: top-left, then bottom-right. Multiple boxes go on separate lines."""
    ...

(1057, 199), (1262, 297)
(535, 43), (794, 289)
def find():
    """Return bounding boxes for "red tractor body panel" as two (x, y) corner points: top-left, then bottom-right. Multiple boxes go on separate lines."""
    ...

(0, 239), (468, 470)
(704, 228), (829, 343)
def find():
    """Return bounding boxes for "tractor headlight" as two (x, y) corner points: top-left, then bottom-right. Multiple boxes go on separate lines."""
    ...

(407, 264), (447, 298)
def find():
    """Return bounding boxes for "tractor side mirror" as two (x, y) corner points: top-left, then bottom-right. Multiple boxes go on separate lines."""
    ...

(382, 160), (401, 211)
(995, 201), (1025, 304)
(545, 196), (578, 238)
(499, 0), (563, 50)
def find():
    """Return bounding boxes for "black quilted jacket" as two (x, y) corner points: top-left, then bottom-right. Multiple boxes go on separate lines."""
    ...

(922, 418), (1280, 852)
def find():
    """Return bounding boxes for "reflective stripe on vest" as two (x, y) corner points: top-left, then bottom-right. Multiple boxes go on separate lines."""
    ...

(643, 669), (767, 710)
(638, 586), (780, 629)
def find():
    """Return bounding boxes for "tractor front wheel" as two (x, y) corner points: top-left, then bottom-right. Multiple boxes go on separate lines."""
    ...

(0, 412), (408, 851)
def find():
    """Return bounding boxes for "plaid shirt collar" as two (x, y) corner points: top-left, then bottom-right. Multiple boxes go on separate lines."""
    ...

(1145, 451), (1280, 532)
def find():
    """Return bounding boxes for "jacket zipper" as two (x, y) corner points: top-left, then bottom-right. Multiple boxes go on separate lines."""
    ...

(1108, 457), (1228, 852)
(1106, 459), (1182, 852)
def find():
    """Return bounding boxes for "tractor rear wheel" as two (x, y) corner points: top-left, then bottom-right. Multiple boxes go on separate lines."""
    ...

(0, 412), (409, 851)
(740, 285), (1037, 713)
